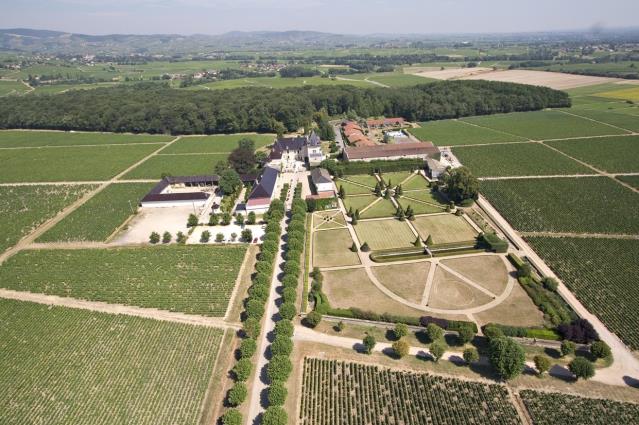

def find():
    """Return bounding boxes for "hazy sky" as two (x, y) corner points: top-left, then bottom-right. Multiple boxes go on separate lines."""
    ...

(2, 0), (638, 35)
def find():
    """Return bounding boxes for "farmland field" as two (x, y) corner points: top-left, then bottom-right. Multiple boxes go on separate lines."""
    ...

(0, 298), (223, 425)
(353, 218), (416, 250)
(564, 108), (639, 132)
(409, 119), (526, 146)
(0, 185), (95, 253)
(617, 175), (639, 189)
(0, 144), (161, 183)
(411, 214), (478, 244)
(453, 143), (593, 177)
(526, 236), (639, 350)
(162, 133), (273, 154)
(299, 358), (521, 425)
(520, 389), (639, 425)
(122, 153), (229, 179)
(595, 85), (639, 102)
(0, 79), (30, 96)
(480, 177), (639, 234)
(38, 183), (155, 242)
(545, 135), (639, 173)
(0, 245), (247, 316)
(462, 110), (628, 140)
(0, 130), (172, 148)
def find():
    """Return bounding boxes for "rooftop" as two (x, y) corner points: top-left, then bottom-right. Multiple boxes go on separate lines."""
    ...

(344, 142), (439, 160)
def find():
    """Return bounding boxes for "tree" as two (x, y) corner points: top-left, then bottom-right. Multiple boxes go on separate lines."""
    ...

(463, 347), (479, 365)
(219, 169), (241, 194)
(542, 277), (559, 291)
(176, 231), (186, 244)
(162, 231), (172, 243)
(430, 340), (446, 362)
(209, 213), (219, 226)
(425, 235), (433, 245)
(517, 263), (532, 278)
(221, 212), (232, 225)
(360, 242), (370, 252)
(394, 323), (409, 340)
(338, 185), (345, 199)
(413, 236), (422, 247)
(271, 335), (293, 356)
(279, 302), (296, 320)
(362, 333), (376, 354)
(236, 213), (244, 225)
(268, 381), (288, 406)
(395, 184), (403, 196)
(262, 406), (287, 425)
(267, 355), (293, 382)
(392, 340), (410, 358)
(304, 311), (322, 328)
(489, 337), (525, 380)
(187, 214), (199, 227)
(374, 183), (382, 197)
(569, 357), (595, 380)
(227, 383), (247, 406)
(221, 409), (242, 425)
(336, 321), (345, 332)
(561, 340), (576, 357)
(200, 230), (211, 243)
(149, 231), (160, 244)
(228, 138), (257, 174)
(215, 233), (224, 242)
(239, 338), (257, 359)
(426, 323), (444, 342)
(441, 166), (479, 203)
(350, 242), (358, 252)
(247, 211), (256, 224)
(241, 228), (253, 242)
(243, 317), (260, 339)
(590, 340), (611, 359)
(534, 355), (551, 376)
(351, 215), (358, 225)
(232, 358), (252, 381)
(458, 326), (476, 344)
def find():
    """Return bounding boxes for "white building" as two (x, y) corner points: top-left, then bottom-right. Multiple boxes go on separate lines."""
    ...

(268, 131), (325, 170)
(310, 168), (334, 193)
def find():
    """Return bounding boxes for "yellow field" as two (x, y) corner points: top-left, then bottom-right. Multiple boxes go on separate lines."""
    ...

(595, 86), (639, 102)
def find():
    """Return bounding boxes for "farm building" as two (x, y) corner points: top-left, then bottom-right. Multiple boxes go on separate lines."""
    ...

(367, 117), (405, 128)
(245, 166), (279, 212)
(310, 168), (334, 194)
(426, 157), (448, 179)
(342, 121), (374, 147)
(343, 142), (440, 162)
(269, 131), (325, 168)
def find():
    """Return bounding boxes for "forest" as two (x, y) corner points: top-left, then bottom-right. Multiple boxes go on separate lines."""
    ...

(0, 80), (570, 135)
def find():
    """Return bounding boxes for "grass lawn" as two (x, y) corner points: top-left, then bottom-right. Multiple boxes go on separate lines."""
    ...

(340, 174), (379, 188)
(398, 197), (445, 215)
(440, 255), (508, 295)
(545, 135), (639, 173)
(162, 133), (274, 154)
(474, 278), (545, 328)
(409, 119), (526, 146)
(359, 198), (398, 219)
(122, 153), (229, 179)
(380, 171), (415, 187)
(353, 218), (416, 250)
(461, 110), (628, 140)
(38, 183), (155, 242)
(452, 143), (593, 177)
(428, 267), (493, 310)
(0, 245), (247, 316)
(0, 185), (96, 253)
(312, 228), (359, 268)
(0, 144), (161, 183)
(0, 130), (172, 148)
(313, 211), (347, 230)
(335, 179), (373, 195)
(342, 195), (376, 213)
(412, 214), (478, 244)
(400, 188), (447, 206)
(0, 299), (223, 425)
(371, 262), (430, 303)
(402, 174), (429, 191)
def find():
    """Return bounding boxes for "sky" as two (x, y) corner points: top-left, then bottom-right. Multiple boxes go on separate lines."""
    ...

(1, 0), (638, 36)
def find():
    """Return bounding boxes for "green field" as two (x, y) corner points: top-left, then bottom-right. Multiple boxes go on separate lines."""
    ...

(0, 299), (223, 425)
(546, 135), (639, 173)
(480, 177), (639, 234)
(29, 82), (121, 95)
(340, 174), (379, 188)
(38, 183), (155, 242)
(402, 174), (429, 191)
(453, 143), (593, 177)
(617, 175), (639, 189)
(398, 196), (446, 215)
(0, 79), (30, 96)
(0, 245), (247, 316)
(0, 144), (160, 183)
(122, 153), (228, 179)
(527, 237), (639, 350)
(342, 195), (377, 214)
(359, 198), (398, 219)
(336, 179), (373, 195)
(411, 214), (478, 244)
(0, 130), (172, 148)
(562, 108), (639, 133)
(191, 75), (376, 90)
(0, 185), (95, 253)
(462, 110), (629, 140)
(312, 228), (360, 268)
(162, 133), (274, 154)
(353, 218), (416, 250)
(410, 119), (526, 146)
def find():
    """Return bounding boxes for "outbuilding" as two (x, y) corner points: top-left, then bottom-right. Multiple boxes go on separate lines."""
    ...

(310, 168), (334, 194)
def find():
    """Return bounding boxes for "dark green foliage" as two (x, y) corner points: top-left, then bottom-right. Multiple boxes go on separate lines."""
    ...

(279, 302), (296, 320)
(394, 323), (408, 339)
(267, 355), (293, 382)
(232, 358), (252, 382)
(274, 320), (294, 338)
(262, 406), (288, 425)
(245, 298), (265, 319)
(542, 277), (559, 292)
(360, 242), (370, 252)
(458, 326), (476, 344)
(489, 337), (525, 380)
(200, 230), (211, 243)
(270, 334), (293, 356)
(247, 211), (256, 225)
(281, 287), (297, 304)
(569, 357), (595, 380)
(268, 381), (288, 406)
(187, 214), (198, 227)
(161, 231), (171, 243)
(239, 338), (257, 359)
(363, 334), (376, 354)
(463, 347), (479, 365)
(176, 231), (186, 244)
(533, 355), (551, 375)
(227, 383), (247, 406)
(430, 340), (446, 362)
(441, 166), (479, 203)
(221, 409), (242, 425)
(590, 340), (611, 359)
(426, 323), (444, 342)
(304, 311), (322, 328)
(561, 340), (576, 357)
(243, 317), (260, 339)
(208, 214), (219, 226)
(149, 232), (160, 244)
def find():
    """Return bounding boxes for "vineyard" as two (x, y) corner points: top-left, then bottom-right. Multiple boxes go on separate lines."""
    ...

(299, 358), (522, 425)
(409, 119), (525, 146)
(526, 236), (639, 349)
(38, 182), (155, 242)
(0, 184), (96, 253)
(565, 108), (639, 133)
(520, 390), (639, 425)
(453, 143), (592, 177)
(545, 135), (639, 173)
(480, 177), (639, 234)
(617, 174), (639, 189)
(0, 298), (223, 425)
(162, 133), (273, 154)
(0, 130), (172, 148)
(123, 153), (229, 179)
(0, 245), (247, 316)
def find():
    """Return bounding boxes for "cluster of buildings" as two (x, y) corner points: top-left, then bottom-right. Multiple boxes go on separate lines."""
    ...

(268, 131), (325, 169)
(341, 121), (374, 147)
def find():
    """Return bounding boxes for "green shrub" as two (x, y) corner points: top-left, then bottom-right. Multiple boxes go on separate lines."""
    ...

(149, 231), (160, 244)
(267, 381), (288, 406)
(304, 311), (323, 328)
(243, 317), (260, 339)
(221, 409), (242, 425)
(458, 326), (476, 344)
(200, 230), (211, 243)
(270, 334), (293, 356)
(262, 406), (288, 425)
(394, 323), (408, 339)
(239, 338), (257, 359)
(279, 302), (296, 320)
(542, 277), (559, 292)
(267, 355), (293, 382)
(282, 287), (297, 304)
(590, 340), (611, 359)
(392, 339), (410, 358)
(561, 340), (576, 357)
(232, 358), (252, 382)
(463, 347), (479, 365)
(489, 337), (525, 380)
(569, 357), (595, 380)
(533, 355), (551, 376)
(187, 214), (199, 227)
(227, 383), (247, 406)
(426, 323), (444, 342)
(275, 320), (294, 337)
(162, 231), (172, 243)
(245, 299), (265, 319)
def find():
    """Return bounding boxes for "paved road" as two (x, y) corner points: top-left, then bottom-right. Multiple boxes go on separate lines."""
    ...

(332, 123), (345, 152)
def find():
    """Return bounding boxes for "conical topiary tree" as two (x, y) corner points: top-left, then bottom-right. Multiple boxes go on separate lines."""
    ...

(413, 237), (422, 247)
(396, 184), (403, 196)
(339, 185), (346, 199)
(374, 183), (382, 197)
(350, 242), (358, 252)
(361, 242), (370, 252)
(354, 209), (360, 220)
(426, 235), (433, 245)
(347, 206), (353, 217)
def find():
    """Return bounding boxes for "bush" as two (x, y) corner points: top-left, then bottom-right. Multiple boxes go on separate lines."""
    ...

(243, 317), (260, 339)
(246, 298), (266, 319)
(561, 340), (576, 357)
(227, 383), (247, 406)
(426, 323), (444, 342)
(270, 334), (293, 356)
(590, 340), (611, 359)
(247, 211), (256, 224)
(394, 323), (408, 340)
(281, 287), (297, 304)
(262, 406), (287, 425)
(569, 357), (595, 380)
(176, 231), (186, 244)
(279, 302), (296, 320)
(249, 284), (269, 302)
(239, 338), (257, 359)
(216, 233), (224, 242)
(267, 381), (288, 406)
(542, 277), (559, 292)
(267, 355), (292, 382)
(463, 347), (479, 365)
(489, 337), (525, 380)
(304, 311), (323, 328)
(200, 230), (211, 243)
(558, 319), (599, 344)
(209, 213), (219, 226)
(534, 355), (551, 375)
(458, 326), (476, 344)
(360, 242), (370, 252)
(430, 340), (446, 362)
(363, 334), (376, 354)
(162, 231), (172, 243)
(517, 263), (532, 278)
(483, 324), (505, 340)
(241, 228), (253, 242)
(187, 213), (199, 227)
(232, 358), (252, 382)
(392, 339), (410, 358)
(149, 231), (160, 244)
(221, 409), (242, 425)
(275, 320), (294, 338)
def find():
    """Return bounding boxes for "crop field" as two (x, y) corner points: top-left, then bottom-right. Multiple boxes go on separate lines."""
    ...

(299, 358), (521, 425)
(411, 214), (478, 244)
(526, 236), (639, 350)
(122, 153), (228, 179)
(480, 177), (639, 234)
(545, 135), (639, 173)
(0, 185), (95, 253)
(0, 79), (30, 96)
(595, 85), (639, 102)
(353, 218), (416, 250)
(29, 82), (120, 95)
(409, 119), (526, 146)
(359, 198), (398, 219)
(38, 183), (155, 242)
(0, 299), (223, 425)
(617, 175), (639, 189)
(562, 108), (639, 133)
(452, 143), (592, 177)
(0, 144), (160, 183)
(0, 245), (247, 316)
(162, 133), (273, 154)
(520, 390), (639, 425)
(461, 110), (628, 140)
(0, 130), (172, 148)
(191, 75), (375, 90)
(312, 228), (360, 268)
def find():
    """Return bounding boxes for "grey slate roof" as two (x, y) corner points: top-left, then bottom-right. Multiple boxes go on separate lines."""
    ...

(311, 168), (332, 184)
(248, 166), (278, 200)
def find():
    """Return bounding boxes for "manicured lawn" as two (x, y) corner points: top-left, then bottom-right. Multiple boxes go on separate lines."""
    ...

(38, 183), (155, 242)
(313, 211), (347, 230)
(0, 130), (172, 148)
(452, 142), (593, 177)
(0, 185), (96, 253)
(0, 245), (247, 316)
(371, 262), (430, 303)
(380, 171), (415, 187)
(353, 218), (416, 250)
(342, 195), (376, 213)
(0, 144), (161, 183)
(409, 119), (526, 146)
(162, 133), (274, 154)
(411, 214), (478, 244)
(312, 228), (359, 268)
(122, 153), (228, 179)
(546, 135), (639, 173)
(0, 299), (223, 425)
(335, 178), (373, 195)
(398, 197), (445, 215)
(340, 174), (379, 188)
(402, 174), (429, 191)
(400, 189), (447, 206)
(359, 198), (397, 219)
